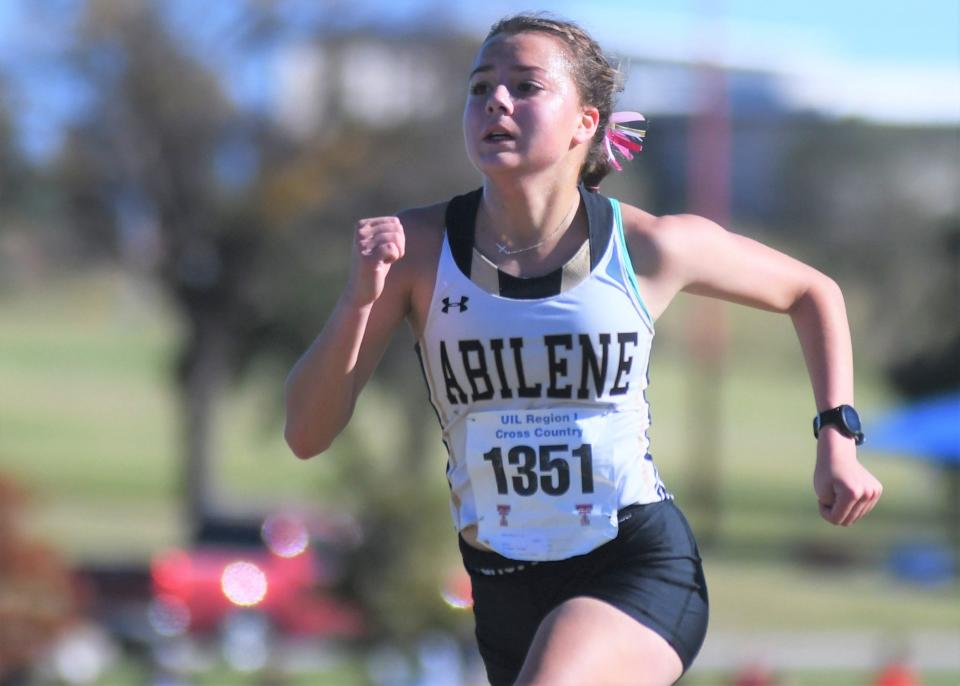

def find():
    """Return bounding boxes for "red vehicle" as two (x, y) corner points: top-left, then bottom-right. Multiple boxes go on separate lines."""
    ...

(148, 512), (364, 640)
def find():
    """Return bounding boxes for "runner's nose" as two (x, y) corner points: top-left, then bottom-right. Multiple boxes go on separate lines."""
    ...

(486, 84), (513, 115)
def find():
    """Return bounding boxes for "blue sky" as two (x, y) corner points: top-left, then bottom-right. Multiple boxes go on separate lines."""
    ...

(1, 0), (957, 160)
(462, 0), (960, 66)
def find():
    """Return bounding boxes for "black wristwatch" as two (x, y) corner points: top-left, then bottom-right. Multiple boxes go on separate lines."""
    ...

(813, 404), (864, 445)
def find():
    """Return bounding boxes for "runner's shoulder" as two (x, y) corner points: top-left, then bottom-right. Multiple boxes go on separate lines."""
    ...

(617, 202), (721, 273)
(618, 202), (708, 237)
(382, 201), (445, 283)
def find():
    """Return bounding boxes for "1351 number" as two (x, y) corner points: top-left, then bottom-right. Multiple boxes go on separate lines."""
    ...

(482, 443), (594, 496)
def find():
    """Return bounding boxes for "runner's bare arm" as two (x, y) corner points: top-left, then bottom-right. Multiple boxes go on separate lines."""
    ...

(283, 207), (439, 458)
(624, 208), (882, 526)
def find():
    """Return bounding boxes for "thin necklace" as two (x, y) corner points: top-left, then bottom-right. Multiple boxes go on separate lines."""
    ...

(484, 196), (580, 257)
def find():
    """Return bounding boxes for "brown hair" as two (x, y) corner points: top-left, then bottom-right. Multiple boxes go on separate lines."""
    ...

(484, 13), (624, 189)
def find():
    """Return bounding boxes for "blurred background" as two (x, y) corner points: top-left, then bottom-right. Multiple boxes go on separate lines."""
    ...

(0, 0), (957, 684)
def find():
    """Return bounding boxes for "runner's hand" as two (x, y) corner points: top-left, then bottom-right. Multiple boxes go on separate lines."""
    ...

(813, 430), (883, 526)
(346, 216), (406, 307)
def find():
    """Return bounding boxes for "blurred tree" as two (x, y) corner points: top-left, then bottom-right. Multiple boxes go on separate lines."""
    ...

(53, 0), (481, 644)
(0, 82), (46, 287)
(57, 0), (269, 529)
(0, 99), (26, 211)
(886, 217), (960, 398)
(3, 91), (87, 291)
(776, 120), (960, 397)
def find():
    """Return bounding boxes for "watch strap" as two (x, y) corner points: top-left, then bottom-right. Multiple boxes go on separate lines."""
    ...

(813, 405), (864, 445)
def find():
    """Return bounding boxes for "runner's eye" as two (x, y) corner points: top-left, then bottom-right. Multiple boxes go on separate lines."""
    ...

(516, 81), (543, 95)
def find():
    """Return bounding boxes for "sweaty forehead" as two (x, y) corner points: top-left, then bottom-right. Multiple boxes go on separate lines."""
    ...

(471, 32), (573, 77)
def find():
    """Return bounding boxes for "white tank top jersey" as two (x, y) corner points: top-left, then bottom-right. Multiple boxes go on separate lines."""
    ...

(415, 187), (670, 561)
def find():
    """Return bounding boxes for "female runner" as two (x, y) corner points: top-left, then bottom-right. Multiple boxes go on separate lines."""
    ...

(284, 14), (883, 686)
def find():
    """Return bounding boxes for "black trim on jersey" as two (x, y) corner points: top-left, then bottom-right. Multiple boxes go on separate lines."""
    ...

(583, 185), (612, 271)
(442, 184), (614, 300)
(497, 266), (563, 298)
(444, 188), (483, 278)
(414, 342), (454, 486)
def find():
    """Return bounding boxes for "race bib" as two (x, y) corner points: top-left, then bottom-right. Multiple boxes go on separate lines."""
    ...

(465, 407), (619, 561)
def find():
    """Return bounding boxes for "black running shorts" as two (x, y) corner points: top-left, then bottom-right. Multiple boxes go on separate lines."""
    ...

(458, 499), (709, 685)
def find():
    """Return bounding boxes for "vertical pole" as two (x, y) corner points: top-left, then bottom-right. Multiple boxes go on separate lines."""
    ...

(685, 0), (730, 545)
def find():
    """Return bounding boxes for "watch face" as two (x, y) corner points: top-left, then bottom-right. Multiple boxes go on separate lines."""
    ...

(841, 405), (862, 433)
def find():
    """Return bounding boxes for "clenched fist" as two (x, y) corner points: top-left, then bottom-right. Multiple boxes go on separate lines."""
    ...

(345, 216), (406, 307)
(813, 430), (883, 526)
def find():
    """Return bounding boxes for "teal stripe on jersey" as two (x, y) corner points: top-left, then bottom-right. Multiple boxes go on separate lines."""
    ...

(611, 199), (654, 331)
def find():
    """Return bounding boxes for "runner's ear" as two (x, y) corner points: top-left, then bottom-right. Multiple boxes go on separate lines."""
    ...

(573, 106), (600, 146)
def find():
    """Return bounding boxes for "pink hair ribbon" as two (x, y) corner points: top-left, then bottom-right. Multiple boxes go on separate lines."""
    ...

(604, 111), (646, 171)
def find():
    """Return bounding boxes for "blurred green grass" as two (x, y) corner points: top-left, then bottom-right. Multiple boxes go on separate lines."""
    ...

(1, 268), (957, 639)
(92, 662), (960, 686)
(93, 654), (370, 685)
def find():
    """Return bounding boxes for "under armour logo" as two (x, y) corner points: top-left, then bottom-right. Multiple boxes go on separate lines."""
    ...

(441, 296), (469, 313)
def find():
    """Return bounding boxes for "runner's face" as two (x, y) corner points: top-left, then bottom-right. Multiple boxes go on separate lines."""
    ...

(463, 32), (594, 177)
